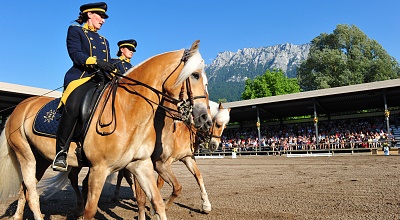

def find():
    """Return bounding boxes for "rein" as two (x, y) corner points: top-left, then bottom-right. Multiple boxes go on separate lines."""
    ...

(96, 49), (205, 134)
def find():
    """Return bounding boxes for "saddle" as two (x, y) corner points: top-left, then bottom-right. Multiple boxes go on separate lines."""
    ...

(33, 82), (108, 142)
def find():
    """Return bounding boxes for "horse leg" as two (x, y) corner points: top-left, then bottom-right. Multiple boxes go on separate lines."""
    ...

(126, 159), (166, 220)
(12, 183), (27, 220)
(156, 175), (165, 189)
(111, 168), (135, 202)
(83, 167), (108, 219)
(154, 159), (182, 211)
(181, 156), (211, 213)
(12, 157), (49, 220)
(82, 169), (89, 207)
(134, 176), (147, 220)
(14, 155), (43, 220)
(110, 170), (124, 202)
(122, 169), (136, 200)
(69, 167), (84, 216)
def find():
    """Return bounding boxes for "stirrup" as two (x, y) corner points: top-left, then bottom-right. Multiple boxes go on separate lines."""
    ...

(52, 151), (68, 172)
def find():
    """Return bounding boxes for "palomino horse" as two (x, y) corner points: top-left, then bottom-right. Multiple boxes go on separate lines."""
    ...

(0, 40), (212, 220)
(40, 101), (230, 219)
(132, 100), (230, 219)
(110, 100), (231, 205)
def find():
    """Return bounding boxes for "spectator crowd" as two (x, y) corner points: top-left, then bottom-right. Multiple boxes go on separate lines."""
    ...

(220, 117), (397, 153)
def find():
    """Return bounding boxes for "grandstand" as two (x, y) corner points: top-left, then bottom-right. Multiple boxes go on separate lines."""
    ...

(1, 79), (400, 155)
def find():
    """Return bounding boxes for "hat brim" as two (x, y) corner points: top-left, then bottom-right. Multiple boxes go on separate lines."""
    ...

(128, 46), (136, 52)
(123, 46), (136, 52)
(93, 11), (109, 19)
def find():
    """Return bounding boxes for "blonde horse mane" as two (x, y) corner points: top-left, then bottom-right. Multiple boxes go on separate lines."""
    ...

(173, 47), (205, 88)
(122, 47), (205, 91)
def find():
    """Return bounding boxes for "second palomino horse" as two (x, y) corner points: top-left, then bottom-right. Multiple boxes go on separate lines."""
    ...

(133, 100), (230, 219)
(0, 40), (211, 220)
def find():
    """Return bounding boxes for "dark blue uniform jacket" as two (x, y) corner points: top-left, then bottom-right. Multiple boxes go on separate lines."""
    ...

(64, 24), (111, 88)
(111, 57), (133, 74)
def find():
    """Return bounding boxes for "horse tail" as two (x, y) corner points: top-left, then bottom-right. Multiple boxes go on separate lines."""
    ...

(0, 124), (23, 202)
(37, 168), (71, 200)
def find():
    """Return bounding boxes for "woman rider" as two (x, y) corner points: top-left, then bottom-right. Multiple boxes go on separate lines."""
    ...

(110, 39), (137, 73)
(52, 2), (116, 172)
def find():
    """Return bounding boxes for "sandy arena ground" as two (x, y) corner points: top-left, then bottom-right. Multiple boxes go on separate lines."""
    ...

(0, 154), (399, 220)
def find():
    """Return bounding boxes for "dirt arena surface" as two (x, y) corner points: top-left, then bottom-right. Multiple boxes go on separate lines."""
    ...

(1, 154), (399, 220)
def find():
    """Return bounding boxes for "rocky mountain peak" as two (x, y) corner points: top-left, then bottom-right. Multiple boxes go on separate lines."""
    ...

(206, 43), (310, 102)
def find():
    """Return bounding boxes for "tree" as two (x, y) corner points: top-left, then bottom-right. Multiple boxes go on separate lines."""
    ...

(241, 69), (300, 100)
(217, 98), (227, 103)
(297, 24), (400, 91)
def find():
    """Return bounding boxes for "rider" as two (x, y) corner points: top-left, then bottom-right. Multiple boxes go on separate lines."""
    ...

(52, 2), (116, 172)
(111, 39), (137, 73)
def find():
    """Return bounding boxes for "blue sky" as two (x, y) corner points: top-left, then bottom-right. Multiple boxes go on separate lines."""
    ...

(1, 0), (399, 91)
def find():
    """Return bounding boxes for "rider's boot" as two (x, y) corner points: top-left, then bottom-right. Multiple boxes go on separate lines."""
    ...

(52, 107), (77, 172)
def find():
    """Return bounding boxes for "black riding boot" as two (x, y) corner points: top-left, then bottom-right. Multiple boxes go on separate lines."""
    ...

(52, 106), (77, 172)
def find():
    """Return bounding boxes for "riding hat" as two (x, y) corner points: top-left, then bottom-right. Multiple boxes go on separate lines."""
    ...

(80, 2), (109, 19)
(118, 39), (137, 52)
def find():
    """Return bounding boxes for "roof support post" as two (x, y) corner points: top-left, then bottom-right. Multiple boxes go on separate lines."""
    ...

(383, 91), (390, 136)
(256, 106), (261, 153)
(313, 100), (319, 148)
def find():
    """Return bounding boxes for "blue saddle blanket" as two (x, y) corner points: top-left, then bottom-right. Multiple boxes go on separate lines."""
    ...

(33, 98), (61, 138)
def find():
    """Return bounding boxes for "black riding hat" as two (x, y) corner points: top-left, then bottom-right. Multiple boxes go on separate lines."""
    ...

(118, 39), (137, 52)
(80, 2), (109, 19)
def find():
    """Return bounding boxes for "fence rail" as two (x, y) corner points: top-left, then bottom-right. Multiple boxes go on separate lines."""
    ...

(195, 146), (400, 157)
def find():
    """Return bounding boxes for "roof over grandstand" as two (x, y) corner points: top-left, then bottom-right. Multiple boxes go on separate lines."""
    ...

(1, 79), (400, 124)
(0, 82), (62, 116)
(222, 79), (400, 123)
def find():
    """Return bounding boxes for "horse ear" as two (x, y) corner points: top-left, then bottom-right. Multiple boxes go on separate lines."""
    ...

(190, 40), (200, 54)
(218, 102), (223, 109)
(228, 108), (231, 112)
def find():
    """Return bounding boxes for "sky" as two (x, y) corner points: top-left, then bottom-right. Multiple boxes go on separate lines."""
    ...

(1, 0), (399, 91)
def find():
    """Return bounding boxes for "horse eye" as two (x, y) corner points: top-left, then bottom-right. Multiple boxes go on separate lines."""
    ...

(192, 72), (200, 80)
(216, 124), (221, 128)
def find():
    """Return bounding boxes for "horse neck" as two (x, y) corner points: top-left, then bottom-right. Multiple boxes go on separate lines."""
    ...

(123, 50), (184, 95)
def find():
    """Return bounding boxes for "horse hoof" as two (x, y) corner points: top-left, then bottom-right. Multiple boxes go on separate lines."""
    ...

(202, 204), (212, 213)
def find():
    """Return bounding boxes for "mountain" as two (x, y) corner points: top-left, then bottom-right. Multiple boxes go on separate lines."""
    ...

(205, 43), (311, 102)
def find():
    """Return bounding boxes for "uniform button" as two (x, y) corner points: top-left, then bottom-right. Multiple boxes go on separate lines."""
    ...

(93, 46), (96, 49)
(90, 37), (93, 40)
(101, 42), (105, 44)
(103, 59), (106, 61)
(102, 50), (106, 52)
(99, 36), (103, 39)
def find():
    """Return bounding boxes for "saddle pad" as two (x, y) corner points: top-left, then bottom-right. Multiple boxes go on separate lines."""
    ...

(33, 98), (61, 138)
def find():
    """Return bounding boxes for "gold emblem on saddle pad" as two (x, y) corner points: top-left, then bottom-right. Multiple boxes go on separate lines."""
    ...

(44, 109), (56, 123)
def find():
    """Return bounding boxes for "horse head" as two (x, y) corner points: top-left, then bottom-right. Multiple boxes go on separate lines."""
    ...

(171, 40), (212, 132)
(205, 101), (231, 151)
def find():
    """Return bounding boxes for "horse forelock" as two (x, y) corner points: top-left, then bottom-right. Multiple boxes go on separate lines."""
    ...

(215, 108), (230, 124)
(209, 101), (219, 118)
(209, 101), (230, 124)
(173, 50), (204, 88)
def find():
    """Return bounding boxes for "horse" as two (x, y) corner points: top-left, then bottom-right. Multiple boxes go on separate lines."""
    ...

(0, 40), (212, 220)
(109, 100), (231, 205)
(132, 100), (230, 219)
